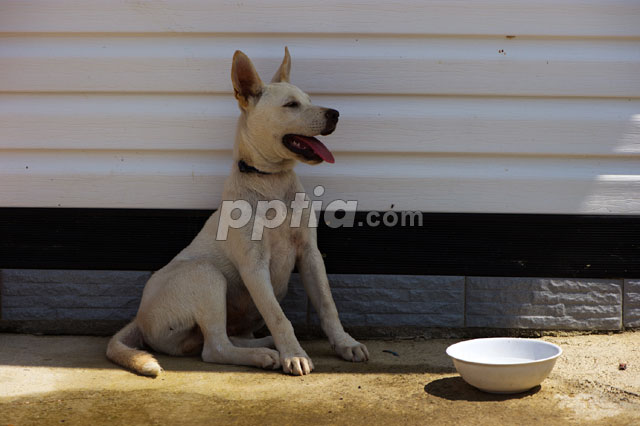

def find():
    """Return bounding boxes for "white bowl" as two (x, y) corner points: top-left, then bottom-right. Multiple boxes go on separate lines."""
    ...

(446, 338), (562, 394)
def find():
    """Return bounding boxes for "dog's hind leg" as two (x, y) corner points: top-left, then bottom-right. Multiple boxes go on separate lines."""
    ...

(193, 264), (281, 370)
(229, 335), (275, 349)
(201, 322), (280, 370)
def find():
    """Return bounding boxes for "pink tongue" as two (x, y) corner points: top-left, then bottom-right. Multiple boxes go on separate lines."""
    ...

(294, 135), (335, 163)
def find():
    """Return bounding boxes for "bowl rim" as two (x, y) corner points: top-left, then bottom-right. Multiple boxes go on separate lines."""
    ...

(446, 337), (563, 366)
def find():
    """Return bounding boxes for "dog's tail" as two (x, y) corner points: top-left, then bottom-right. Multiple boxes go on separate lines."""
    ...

(106, 321), (162, 377)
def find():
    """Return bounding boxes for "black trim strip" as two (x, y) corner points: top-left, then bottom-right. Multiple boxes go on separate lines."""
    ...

(0, 208), (638, 277)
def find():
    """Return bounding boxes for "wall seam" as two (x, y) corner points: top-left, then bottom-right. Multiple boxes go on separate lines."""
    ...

(463, 276), (467, 328)
(621, 278), (626, 331)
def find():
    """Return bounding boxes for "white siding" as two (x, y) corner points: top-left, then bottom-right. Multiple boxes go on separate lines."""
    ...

(1, 1), (639, 213)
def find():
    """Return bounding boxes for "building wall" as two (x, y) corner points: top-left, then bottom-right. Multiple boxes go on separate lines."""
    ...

(1, 0), (639, 213)
(1, 2), (639, 333)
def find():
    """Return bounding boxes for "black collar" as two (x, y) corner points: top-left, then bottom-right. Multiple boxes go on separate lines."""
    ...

(238, 159), (271, 175)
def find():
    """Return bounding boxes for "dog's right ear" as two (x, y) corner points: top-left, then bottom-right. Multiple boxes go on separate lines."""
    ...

(231, 50), (263, 108)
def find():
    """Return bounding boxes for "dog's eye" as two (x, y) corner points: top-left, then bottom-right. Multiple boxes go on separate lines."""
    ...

(283, 101), (300, 108)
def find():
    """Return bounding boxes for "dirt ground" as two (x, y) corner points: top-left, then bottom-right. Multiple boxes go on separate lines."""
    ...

(0, 332), (638, 426)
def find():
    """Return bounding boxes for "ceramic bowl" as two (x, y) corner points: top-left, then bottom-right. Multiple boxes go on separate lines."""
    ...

(446, 338), (562, 394)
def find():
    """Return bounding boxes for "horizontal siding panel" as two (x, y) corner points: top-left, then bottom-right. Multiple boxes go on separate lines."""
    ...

(2, 94), (639, 157)
(2, 36), (639, 96)
(2, 0), (639, 37)
(0, 94), (237, 151)
(0, 151), (638, 213)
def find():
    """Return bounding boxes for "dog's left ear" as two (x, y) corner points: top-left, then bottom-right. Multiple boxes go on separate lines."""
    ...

(271, 46), (291, 83)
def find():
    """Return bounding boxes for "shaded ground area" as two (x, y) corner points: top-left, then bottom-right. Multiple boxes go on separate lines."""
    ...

(1, 332), (638, 425)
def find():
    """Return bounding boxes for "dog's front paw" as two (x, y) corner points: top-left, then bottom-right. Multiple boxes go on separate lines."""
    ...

(333, 336), (369, 362)
(281, 352), (314, 376)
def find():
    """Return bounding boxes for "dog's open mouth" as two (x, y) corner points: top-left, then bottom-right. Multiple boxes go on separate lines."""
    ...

(282, 134), (335, 163)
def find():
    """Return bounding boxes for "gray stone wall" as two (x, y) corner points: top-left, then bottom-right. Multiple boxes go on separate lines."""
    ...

(289, 274), (465, 328)
(1, 269), (637, 331)
(624, 279), (640, 328)
(1, 270), (150, 321)
(466, 277), (622, 330)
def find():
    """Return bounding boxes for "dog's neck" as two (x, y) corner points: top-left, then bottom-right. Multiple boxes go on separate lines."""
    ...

(232, 117), (296, 175)
(226, 117), (303, 202)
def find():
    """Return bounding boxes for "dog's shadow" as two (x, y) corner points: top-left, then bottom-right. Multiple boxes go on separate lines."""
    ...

(424, 376), (541, 401)
(161, 347), (456, 376)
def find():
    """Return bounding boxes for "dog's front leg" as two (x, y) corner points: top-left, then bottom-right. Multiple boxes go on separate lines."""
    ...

(298, 244), (369, 363)
(238, 263), (314, 376)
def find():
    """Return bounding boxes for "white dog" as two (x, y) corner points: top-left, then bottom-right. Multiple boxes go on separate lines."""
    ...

(107, 48), (369, 376)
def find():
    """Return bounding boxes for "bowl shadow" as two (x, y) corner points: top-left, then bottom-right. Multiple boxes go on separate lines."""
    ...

(424, 377), (541, 402)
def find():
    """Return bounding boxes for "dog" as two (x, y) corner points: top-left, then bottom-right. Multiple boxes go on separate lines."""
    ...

(107, 47), (369, 376)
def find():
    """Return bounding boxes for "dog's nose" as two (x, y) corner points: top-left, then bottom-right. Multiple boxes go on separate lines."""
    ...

(325, 109), (339, 122)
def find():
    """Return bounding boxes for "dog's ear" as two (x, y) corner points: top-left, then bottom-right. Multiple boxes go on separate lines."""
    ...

(270, 46), (291, 83)
(231, 50), (264, 108)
